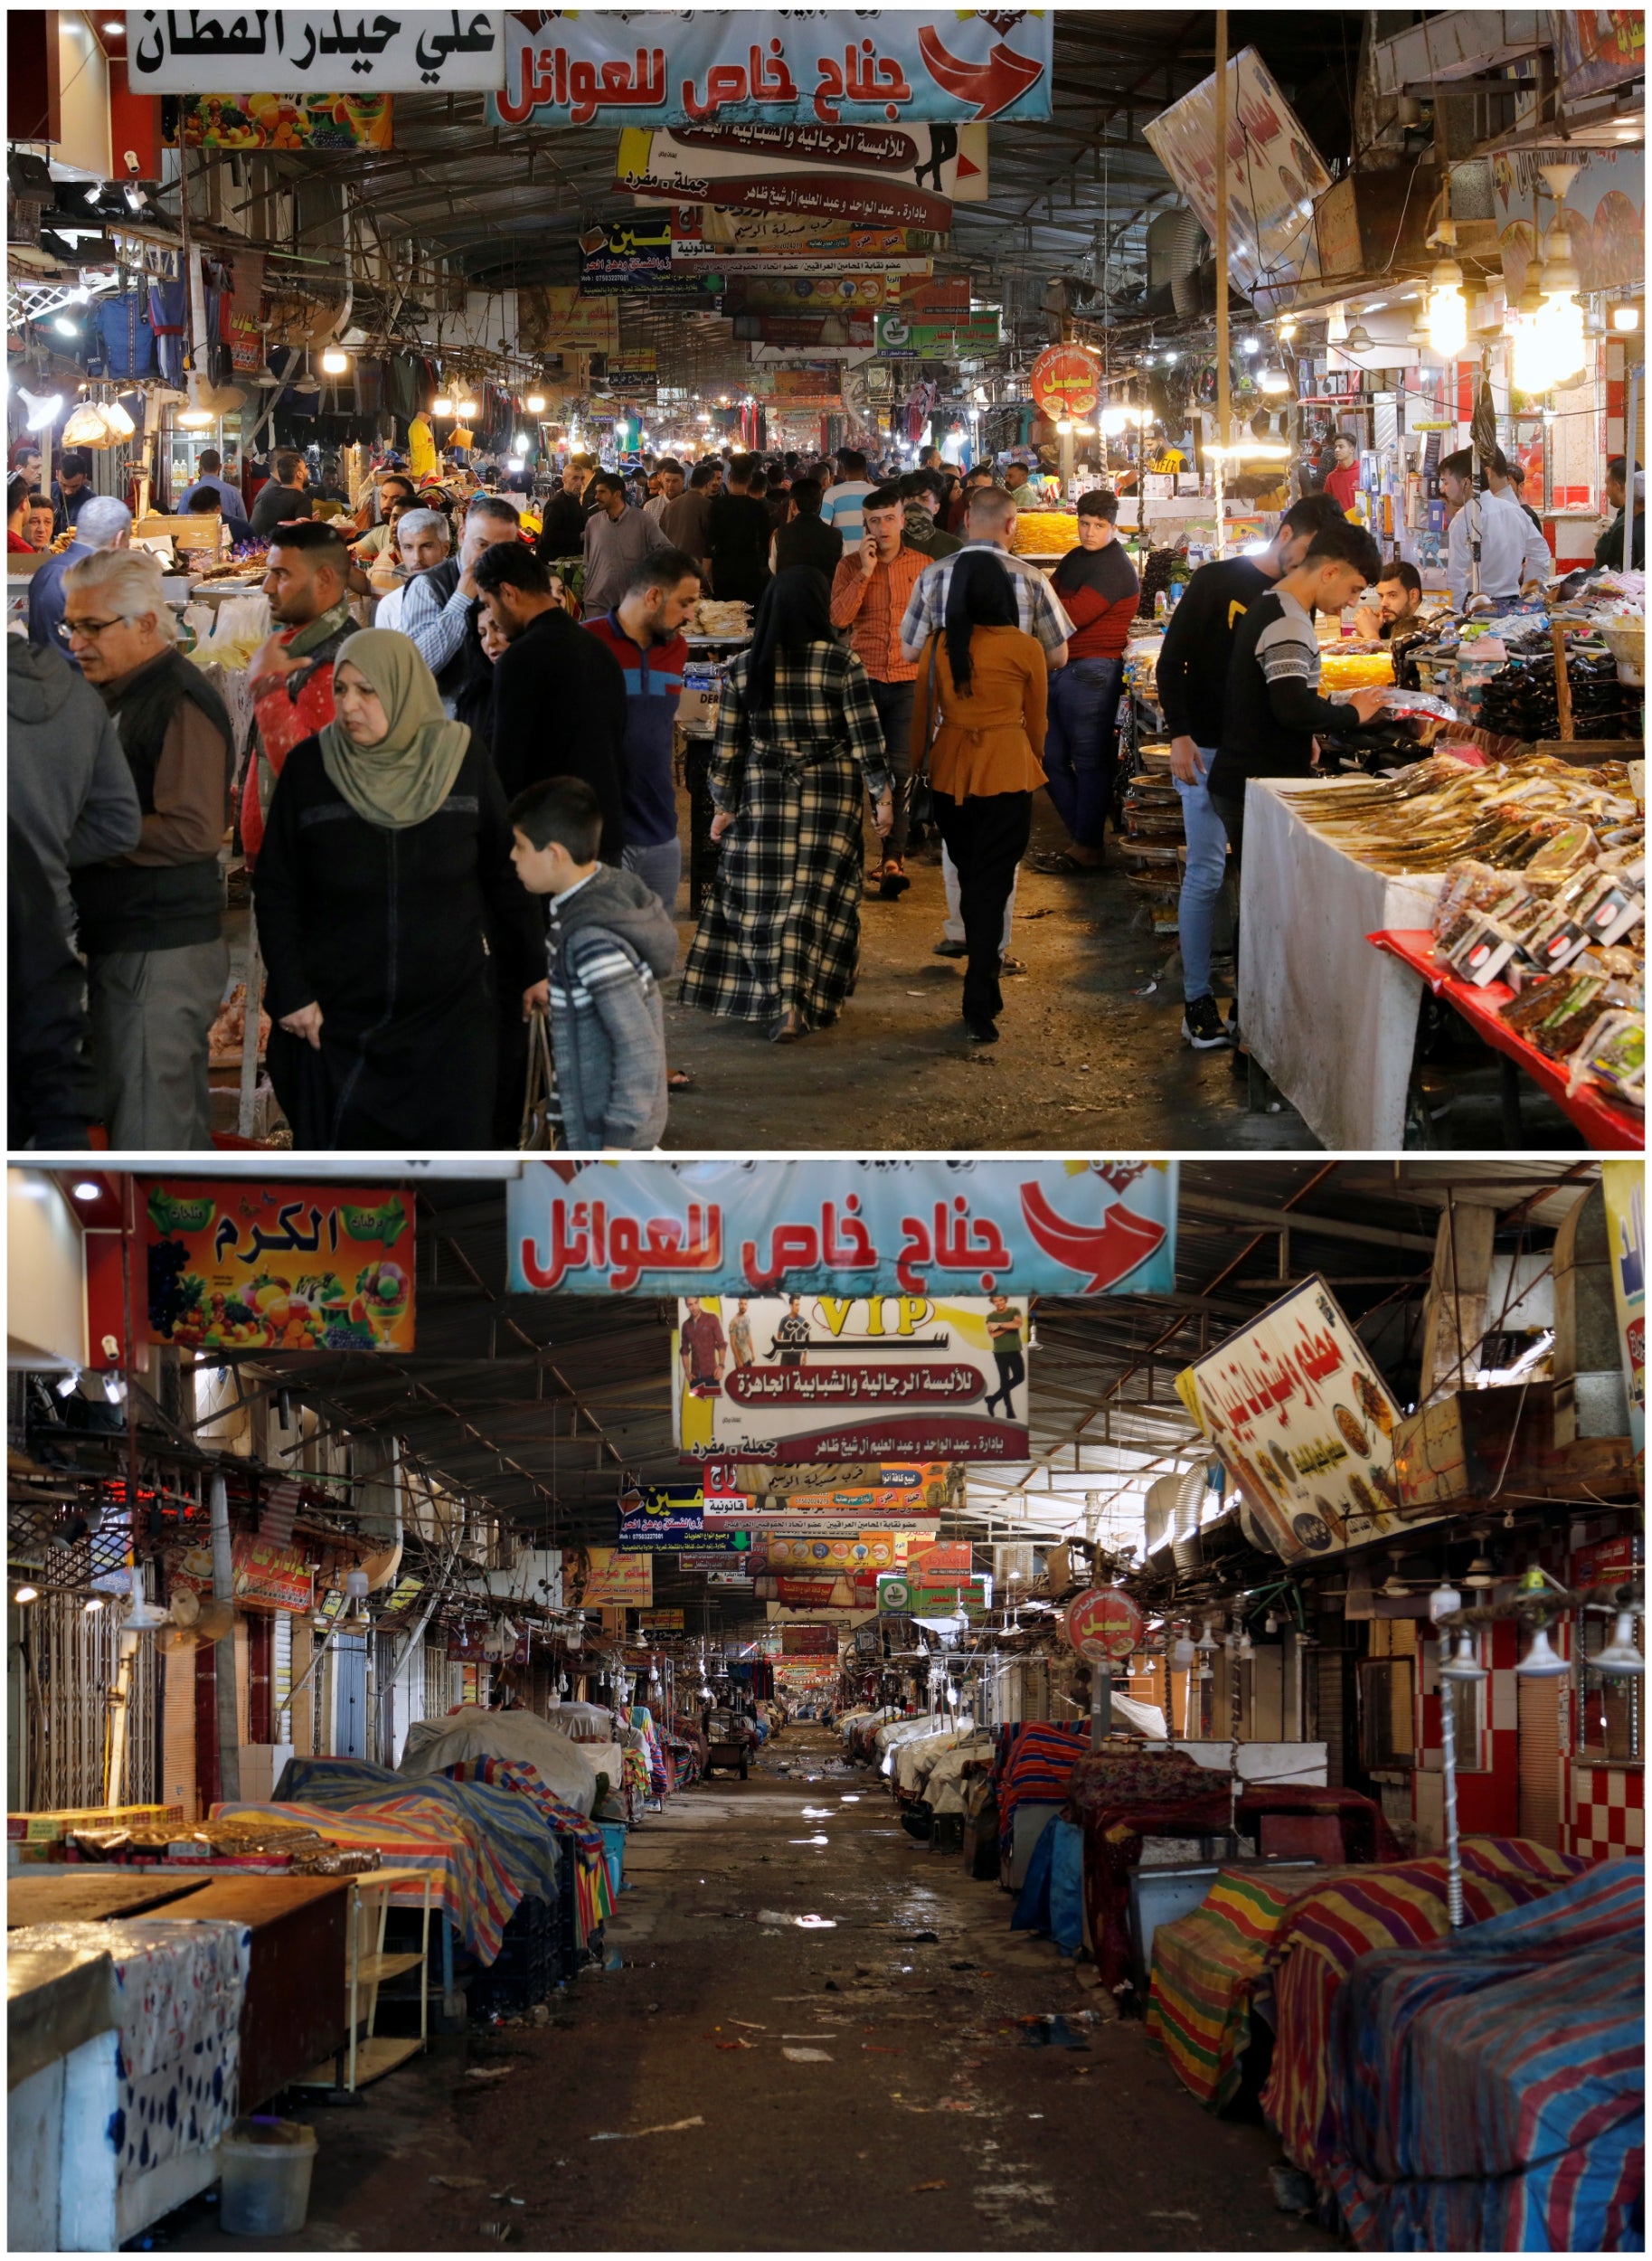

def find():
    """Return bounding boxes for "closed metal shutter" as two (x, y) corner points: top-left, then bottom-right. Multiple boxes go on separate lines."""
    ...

(1518, 1674), (1564, 1847)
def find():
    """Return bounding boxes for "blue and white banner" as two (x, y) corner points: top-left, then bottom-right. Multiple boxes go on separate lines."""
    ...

(492, 11), (1053, 131)
(508, 1159), (1176, 1300)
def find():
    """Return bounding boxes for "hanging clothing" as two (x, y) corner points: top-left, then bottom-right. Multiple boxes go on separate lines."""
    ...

(679, 640), (890, 1031)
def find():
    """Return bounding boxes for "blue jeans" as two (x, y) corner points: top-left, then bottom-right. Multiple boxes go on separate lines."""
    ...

(622, 836), (682, 916)
(1174, 748), (1227, 1003)
(1043, 655), (1123, 851)
(868, 676), (917, 860)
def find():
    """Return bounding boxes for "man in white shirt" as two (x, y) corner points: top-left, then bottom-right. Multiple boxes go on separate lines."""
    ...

(1440, 449), (1552, 610)
(373, 507), (450, 631)
(819, 447), (876, 546)
(646, 459), (684, 524)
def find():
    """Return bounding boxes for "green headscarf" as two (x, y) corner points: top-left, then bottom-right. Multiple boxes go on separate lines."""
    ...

(318, 629), (469, 828)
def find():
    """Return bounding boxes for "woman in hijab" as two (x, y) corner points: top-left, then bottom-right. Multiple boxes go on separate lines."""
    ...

(680, 566), (892, 1043)
(909, 550), (1047, 1044)
(1032, 488), (1139, 873)
(253, 629), (546, 1148)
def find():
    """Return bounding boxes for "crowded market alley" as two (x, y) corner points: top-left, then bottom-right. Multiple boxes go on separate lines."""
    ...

(141, 1725), (1338, 2256)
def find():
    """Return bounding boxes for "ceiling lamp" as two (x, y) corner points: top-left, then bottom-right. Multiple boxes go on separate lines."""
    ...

(1277, 317), (1298, 344)
(1592, 1610), (1645, 1676)
(1238, 334), (1260, 355)
(456, 396), (478, 419)
(526, 392), (547, 412)
(1515, 1621), (1570, 1677)
(1611, 303), (1639, 332)
(1345, 321), (1375, 351)
(1194, 1619), (1219, 1653)
(1168, 1630), (1195, 1670)
(320, 346), (349, 374)
(432, 394), (453, 415)
(1439, 1629), (1487, 1683)
(1426, 224), (1467, 358)
(1523, 224), (1586, 393)
(177, 408), (213, 430)
(1463, 1550), (1497, 1590)
(1099, 406), (1129, 435)
(1259, 366), (1290, 395)
(14, 1585), (40, 1605)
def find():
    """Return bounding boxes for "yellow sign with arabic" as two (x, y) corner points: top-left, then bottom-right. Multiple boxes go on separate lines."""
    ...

(142, 1180), (413, 1352)
(1175, 1275), (1404, 1564)
(581, 1549), (655, 1607)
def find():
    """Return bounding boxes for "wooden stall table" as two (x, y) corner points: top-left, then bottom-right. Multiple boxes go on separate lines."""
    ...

(7, 1870), (212, 1926)
(162, 1874), (353, 2109)
(1369, 930), (1642, 1151)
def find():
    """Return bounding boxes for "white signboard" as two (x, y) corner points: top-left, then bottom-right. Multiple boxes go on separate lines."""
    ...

(675, 1294), (1030, 1463)
(127, 8), (508, 91)
(1175, 1276), (1406, 1564)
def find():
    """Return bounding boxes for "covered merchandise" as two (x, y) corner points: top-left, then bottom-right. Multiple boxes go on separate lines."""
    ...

(1068, 1743), (1232, 1987)
(400, 1705), (599, 1816)
(1324, 1860), (1644, 2252)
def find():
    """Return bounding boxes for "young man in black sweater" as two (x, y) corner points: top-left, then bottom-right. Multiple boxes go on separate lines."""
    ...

(1156, 492), (1347, 1046)
(1206, 515), (1386, 1047)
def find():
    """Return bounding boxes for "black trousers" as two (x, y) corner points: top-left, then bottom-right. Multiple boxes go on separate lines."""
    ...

(931, 788), (1033, 1026)
(986, 1348), (1025, 1415)
(1208, 787), (1247, 995)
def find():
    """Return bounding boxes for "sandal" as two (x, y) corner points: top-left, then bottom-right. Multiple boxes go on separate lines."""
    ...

(769, 1010), (807, 1045)
(667, 1067), (695, 1092)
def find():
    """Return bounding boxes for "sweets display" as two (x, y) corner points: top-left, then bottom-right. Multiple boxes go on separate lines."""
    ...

(1008, 509), (1079, 557)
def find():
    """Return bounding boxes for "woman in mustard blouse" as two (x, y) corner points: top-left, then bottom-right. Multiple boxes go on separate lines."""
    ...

(910, 551), (1048, 1043)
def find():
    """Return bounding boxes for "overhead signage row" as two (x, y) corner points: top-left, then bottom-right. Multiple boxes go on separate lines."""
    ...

(674, 1293), (1032, 1462)
(495, 17), (1051, 129)
(508, 1159), (1177, 1300)
(128, 9), (508, 92)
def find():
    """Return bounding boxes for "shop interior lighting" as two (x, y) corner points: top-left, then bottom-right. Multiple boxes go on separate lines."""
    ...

(1344, 321), (1374, 351)
(1238, 335), (1260, 355)
(71, 1179), (101, 1200)
(1592, 1610), (1645, 1676)
(1426, 223), (1468, 357)
(55, 1368), (82, 1397)
(1439, 1629), (1487, 1683)
(526, 392), (547, 412)
(1611, 303), (1640, 331)
(432, 394), (453, 415)
(455, 397), (478, 419)
(177, 408), (212, 429)
(52, 316), (79, 336)
(1168, 1630), (1195, 1670)
(83, 1596), (106, 1614)
(1259, 367), (1290, 394)
(1205, 440), (1290, 459)
(1194, 1619), (1219, 1653)
(1515, 1622), (1570, 1677)
(24, 393), (63, 431)
(13, 1586), (40, 1605)
(320, 347), (349, 374)
(102, 1375), (126, 1405)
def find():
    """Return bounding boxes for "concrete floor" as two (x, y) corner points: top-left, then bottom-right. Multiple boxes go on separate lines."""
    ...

(152, 1726), (1336, 2254)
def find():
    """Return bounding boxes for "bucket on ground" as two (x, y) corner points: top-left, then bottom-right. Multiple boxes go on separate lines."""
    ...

(217, 2117), (318, 2237)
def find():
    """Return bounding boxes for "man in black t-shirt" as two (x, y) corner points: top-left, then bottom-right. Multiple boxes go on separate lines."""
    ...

(1156, 493), (1345, 1049)
(1206, 517), (1385, 1048)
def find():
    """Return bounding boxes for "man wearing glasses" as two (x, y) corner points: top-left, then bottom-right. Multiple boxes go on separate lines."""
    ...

(26, 493), (132, 667)
(63, 547), (232, 1149)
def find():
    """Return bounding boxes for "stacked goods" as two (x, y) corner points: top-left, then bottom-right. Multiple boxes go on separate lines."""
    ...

(467, 1843), (584, 2016)
(1138, 547), (1182, 614)
(68, 1815), (366, 1869)
(8, 1802), (184, 1862)
(1119, 743), (1187, 933)
(1273, 752), (1641, 876)
(692, 599), (751, 638)
(1008, 509), (1078, 557)
(1477, 647), (1634, 741)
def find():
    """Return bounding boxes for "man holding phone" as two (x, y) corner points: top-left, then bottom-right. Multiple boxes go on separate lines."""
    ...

(829, 484), (928, 897)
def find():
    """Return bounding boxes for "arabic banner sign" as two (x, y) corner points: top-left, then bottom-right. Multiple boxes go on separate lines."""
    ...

(705, 1462), (961, 1501)
(675, 1293), (1031, 1463)
(508, 1159), (1177, 1301)
(1553, 9), (1646, 100)
(581, 1549), (654, 1607)
(128, 10), (508, 92)
(163, 90), (392, 147)
(1064, 1585), (1142, 1665)
(874, 309), (1000, 354)
(765, 1531), (899, 1575)
(722, 275), (903, 314)
(670, 208), (935, 275)
(877, 1573), (987, 1618)
(1030, 342), (1103, 420)
(496, 18), (1051, 130)
(637, 121), (987, 198)
(781, 1623), (840, 1657)
(907, 1539), (974, 1575)
(1175, 1276), (1406, 1566)
(517, 287), (619, 356)
(142, 1180), (414, 1352)
(170, 1535), (314, 1613)
(1143, 47), (1334, 316)
(638, 1609), (684, 1632)
(580, 213), (718, 293)
(1601, 1160), (1645, 1454)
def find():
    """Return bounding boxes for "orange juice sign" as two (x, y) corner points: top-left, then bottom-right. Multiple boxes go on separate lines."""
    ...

(144, 1182), (414, 1352)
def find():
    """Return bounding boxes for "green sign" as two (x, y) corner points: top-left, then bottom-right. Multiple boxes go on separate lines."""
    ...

(875, 310), (1000, 355)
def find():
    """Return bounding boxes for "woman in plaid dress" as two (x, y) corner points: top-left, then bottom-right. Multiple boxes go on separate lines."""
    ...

(681, 568), (893, 1043)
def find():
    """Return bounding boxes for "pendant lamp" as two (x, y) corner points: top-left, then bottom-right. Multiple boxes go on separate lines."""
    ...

(1515, 1622), (1570, 1677)
(1592, 1611), (1645, 1676)
(1439, 1628), (1487, 1682)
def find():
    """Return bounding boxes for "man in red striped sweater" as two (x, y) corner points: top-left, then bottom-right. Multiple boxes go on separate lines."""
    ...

(1033, 489), (1140, 873)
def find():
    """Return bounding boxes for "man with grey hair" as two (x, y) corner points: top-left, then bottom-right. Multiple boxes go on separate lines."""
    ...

(373, 505), (450, 633)
(62, 546), (232, 1148)
(28, 491), (132, 667)
(400, 492), (524, 711)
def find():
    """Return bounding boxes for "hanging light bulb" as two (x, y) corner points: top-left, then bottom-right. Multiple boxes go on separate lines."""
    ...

(1527, 225), (1586, 391)
(1592, 1610), (1645, 1676)
(1426, 226), (1467, 358)
(1235, 1627), (1255, 1660)
(1259, 366), (1290, 395)
(1611, 303), (1640, 332)
(526, 392), (547, 412)
(1428, 1576), (1463, 1623)
(432, 394), (453, 416)
(14, 1585), (40, 1605)
(1439, 1627), (1487, 1682)
(1169, 1630), (1196, 1671)
(1194, 1619), (1219, 1654)
(1263, 1610), (1279, 1634)
(1515, 1621), (1570, 1677)
(456, 396), (478, 420)
(321, 347), (349, 374)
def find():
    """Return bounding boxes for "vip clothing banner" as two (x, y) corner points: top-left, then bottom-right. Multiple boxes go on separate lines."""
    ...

(143, 1180), (413, 1351)
(645, 119), (987, 197)
(129, 10), (507, 91)
(1175, 1277), (1407, 1565)
(509, 1159), (1177, 1300)
(703, 1462), (954, 1509)
(675, 1294), (1031, 1463)
(495, 18), (1050, 129)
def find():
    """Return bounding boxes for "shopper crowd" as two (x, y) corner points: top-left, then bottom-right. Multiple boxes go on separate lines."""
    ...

(8, 422), (1574, 1152)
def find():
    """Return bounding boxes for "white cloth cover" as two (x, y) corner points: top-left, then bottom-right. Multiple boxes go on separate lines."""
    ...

(398, 1704), (599, 1815)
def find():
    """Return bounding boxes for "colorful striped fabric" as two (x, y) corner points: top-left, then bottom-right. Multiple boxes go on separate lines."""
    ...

(1259, 1839), (1590, 2181)
(1147, 1865), (1369, 2110)
(1324, 1860), (1643, 2251)
(993, 1723), (1089, 1831)
(440, 1756), (615, 1945)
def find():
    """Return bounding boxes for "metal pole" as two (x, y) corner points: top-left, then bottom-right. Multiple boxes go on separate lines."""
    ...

(1213, 10), (1231, 558)
(1090, 1660), (1112, 1748)
(1624, 369), (1640, 575)
(1440, 1670), (1464, 1928)
(210, 1472), (241, 1802)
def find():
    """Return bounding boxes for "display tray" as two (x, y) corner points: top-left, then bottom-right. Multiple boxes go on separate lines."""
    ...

(1368, 929), (1642, 1151)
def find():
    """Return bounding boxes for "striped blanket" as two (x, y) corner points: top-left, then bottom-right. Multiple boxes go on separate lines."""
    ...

(1258, 1839), (1590, 2182)
(994, 1724), (1089, 1834)
(441, 1757), (614, 1945)
(1147, 1865), (1368, 2110)
(1324, 1860), (1643, 2251)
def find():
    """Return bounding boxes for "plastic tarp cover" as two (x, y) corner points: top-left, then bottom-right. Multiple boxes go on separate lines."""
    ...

(1012, 1815), (1086, 1955)
(400, 1706), (599, 1815)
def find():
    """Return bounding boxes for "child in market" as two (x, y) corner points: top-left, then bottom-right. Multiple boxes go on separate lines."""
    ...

(508, 775), (675, 1151)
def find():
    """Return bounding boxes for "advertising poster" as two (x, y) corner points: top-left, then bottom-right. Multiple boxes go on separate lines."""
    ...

(1601, 1160), (1646, 1454)
(877, 1573), (988, 1619)
(516, 287), (619, 356)
(128, 10), (507, 92)
(635, 120), (987, 199)
(1030, 342), (1103, 419)
(1552, 9), (1646, 99)
(722, 274), (904, 312)
(638, 1610), (684, 1632)
(496, 18), (1052, 130)
(142, 1180), (413, 1352)
(1143, 47), (1334, 312)
(1491, 147), (1642, 302)
(162, 90), (392, 147)
(580, 1550), (654, 1607)
(580, 214), (725, 293)
(764, 1531), (899, 1575)
(675, 1294), (1031, 1462)
(781, 1624), (840, 1657)
(510, 1158), (1176, 1301)
(875, 308), (1000, 353)
(1175, 1277), (1406, 1564)
(670, 208), (935, 274)
(169, 1535), (314, 1613)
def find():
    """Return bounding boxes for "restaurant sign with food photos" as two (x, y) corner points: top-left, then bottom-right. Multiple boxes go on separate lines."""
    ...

(141, 1181), (414, 1351)
(1175, 1277), (1409, 1563)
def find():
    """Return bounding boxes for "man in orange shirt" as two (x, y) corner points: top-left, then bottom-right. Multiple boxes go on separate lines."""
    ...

(829, 483), (927, 897)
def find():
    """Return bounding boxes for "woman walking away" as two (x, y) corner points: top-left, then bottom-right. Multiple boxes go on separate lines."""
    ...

(910, 550), (1047, 1045)
(254, 629), (545, 1149)
(1034, 489), (1138, 871)
(680, 566), (892, 1044)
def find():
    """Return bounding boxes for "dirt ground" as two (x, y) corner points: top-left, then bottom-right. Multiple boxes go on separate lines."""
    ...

(153, 1726), (1337, 2255)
